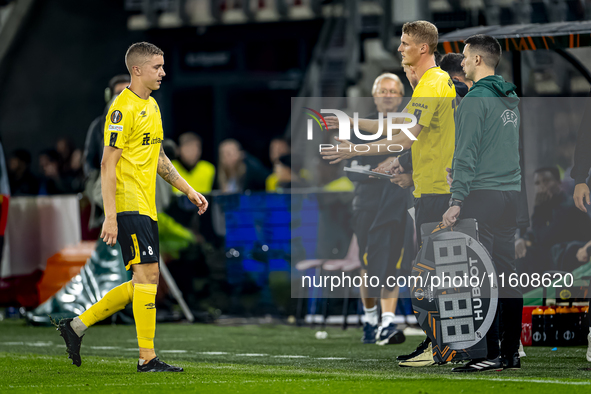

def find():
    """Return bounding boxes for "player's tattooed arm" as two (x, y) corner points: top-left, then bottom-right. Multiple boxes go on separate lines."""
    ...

(157, 146), (209, 214)
(157, 146), (180, 185)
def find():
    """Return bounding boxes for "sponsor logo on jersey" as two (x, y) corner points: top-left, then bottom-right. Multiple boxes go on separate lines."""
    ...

(145, 303), (156, 310)
(140, 110), (147, 118)
(141, 132), (163, 146)
(111, 110), (123, 124)
(412, 102), (428, 109)
(108, 125), (123, 132)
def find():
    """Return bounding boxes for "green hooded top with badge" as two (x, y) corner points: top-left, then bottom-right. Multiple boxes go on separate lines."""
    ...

(451, 75), (521, 201)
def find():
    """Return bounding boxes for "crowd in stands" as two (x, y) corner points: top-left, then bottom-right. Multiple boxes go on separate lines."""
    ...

(6, 132), (296, 198)
(8, 138), (85, 196)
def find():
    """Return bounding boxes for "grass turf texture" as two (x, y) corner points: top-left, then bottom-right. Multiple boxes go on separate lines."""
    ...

(0, 320), (590, 393)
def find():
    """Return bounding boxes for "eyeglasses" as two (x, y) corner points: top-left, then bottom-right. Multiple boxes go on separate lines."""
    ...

(378, 89), (403, 96)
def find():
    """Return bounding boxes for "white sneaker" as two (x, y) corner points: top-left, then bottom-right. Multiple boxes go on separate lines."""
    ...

(518, 340), (526, 358)
(586, 333), (591, 362)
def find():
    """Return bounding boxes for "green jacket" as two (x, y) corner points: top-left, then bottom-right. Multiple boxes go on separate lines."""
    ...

(451, 75), (521, 201)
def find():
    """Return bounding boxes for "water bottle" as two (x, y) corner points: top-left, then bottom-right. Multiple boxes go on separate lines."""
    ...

(531, 306), (544, 346)
(543, 307), (556, 346)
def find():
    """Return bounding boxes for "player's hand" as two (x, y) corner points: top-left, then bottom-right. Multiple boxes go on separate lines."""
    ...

(446, 167), (453, 187)
(515, 238), (527, 259)
(392, 157), (405, 175)
(576, 246), (589, 263)
(323, 116), (351, 130)
(442, 206), (460, 227)
(372, 159), (396, 175)
(320, 136), (355, 164)
(574, 183), (590, 213)
(187, 190), (209, 215)
(390, 173), (413, 189)
(101, 217), (118, 247)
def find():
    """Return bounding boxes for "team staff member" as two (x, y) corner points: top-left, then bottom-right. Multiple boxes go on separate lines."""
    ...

(321, 20), (456, 367)
(57, 42), (208, 373)
(350, 73), (408, 345)
(442, 34), (522, 372)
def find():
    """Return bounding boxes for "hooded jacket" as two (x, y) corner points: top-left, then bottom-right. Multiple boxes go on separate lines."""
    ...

(451, 75), (521, 201)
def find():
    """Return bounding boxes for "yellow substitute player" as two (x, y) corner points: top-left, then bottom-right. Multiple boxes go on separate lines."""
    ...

(56, 42), (208, 372)
(320, 21), (455, 367)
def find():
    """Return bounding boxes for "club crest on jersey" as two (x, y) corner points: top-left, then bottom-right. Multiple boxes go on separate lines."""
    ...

(501, 109), (518, 127)
(111, 110), (123, 124)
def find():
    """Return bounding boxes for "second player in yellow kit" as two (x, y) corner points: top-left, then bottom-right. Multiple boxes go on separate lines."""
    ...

(406, 66), (456, 198)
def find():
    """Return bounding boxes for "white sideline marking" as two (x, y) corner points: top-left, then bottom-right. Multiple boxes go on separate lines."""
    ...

(197, 351), (228, 355)
(273, 355), (309, 358)
(160, 350), (188, 353)
(89, 346), (119, 350)
(0, 341), (53, 347)
(316, 357), (348, 360)
(236, 353), (268, 357)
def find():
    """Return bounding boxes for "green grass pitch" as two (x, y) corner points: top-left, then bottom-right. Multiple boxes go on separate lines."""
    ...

(0, 319), (590, 393)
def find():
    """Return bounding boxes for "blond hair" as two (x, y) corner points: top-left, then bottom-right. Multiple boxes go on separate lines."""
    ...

(125, 42), (164, 73)
(402, 21), (439, 55)
(372, 73), (404, 96)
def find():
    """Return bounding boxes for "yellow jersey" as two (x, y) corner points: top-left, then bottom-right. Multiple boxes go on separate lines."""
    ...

(104, 88), (163, 221)
(171, 159), (215, 195)
(406, 67), (456, 198)
(266, 173), (279, 192)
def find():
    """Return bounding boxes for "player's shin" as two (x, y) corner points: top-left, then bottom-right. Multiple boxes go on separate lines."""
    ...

(133, 283), (158, 357)
(77, 280), (134, 335)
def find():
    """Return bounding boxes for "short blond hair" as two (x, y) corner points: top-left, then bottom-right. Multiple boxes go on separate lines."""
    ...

(402, 21), (438, 55)
(372, 73), (404, 96)
(125, 42), (164, 73)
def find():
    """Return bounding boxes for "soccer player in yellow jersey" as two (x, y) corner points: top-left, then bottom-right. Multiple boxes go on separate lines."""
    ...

(57, 42), (208, 372)
(321, 21), (455, 367)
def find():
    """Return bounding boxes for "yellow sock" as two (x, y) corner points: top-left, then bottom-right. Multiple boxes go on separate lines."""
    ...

(79, 280), (134, 327)
(133, 283), (157, 349)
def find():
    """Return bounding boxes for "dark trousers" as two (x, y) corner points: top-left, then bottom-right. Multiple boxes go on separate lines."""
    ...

(414, 194), (451, 247)
(461, 189), (523, 360)
(352, 209), (403, 288)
